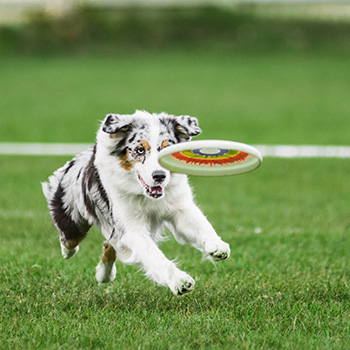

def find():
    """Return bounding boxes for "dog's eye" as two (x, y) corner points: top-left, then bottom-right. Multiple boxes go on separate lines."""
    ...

(136, 147), (146, 155)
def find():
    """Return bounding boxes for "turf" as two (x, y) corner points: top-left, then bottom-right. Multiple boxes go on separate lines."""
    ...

(1, 48), (350, 349)
(0, 156), (349, 349)
(1, 49), (350, 145)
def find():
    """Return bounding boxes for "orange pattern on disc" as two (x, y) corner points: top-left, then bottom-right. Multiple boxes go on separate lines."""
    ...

(171, 151), (250, 167)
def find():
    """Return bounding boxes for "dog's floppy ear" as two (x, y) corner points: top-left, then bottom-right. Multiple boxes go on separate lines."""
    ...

(174, 115), (201, 141)
(102, 114), (133, 134)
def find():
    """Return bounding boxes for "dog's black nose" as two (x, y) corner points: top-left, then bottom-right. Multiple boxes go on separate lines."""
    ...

(152, 170), (166, 183)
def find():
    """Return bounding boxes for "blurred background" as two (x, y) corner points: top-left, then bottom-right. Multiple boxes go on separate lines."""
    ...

(2, 1), (350, 57)
(1, 0), (350, 145)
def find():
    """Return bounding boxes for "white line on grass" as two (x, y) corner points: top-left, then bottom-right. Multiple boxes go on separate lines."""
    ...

(254, 145), (350, 158)
(0, 143), (350, 158)
(0, 143), (92, 156)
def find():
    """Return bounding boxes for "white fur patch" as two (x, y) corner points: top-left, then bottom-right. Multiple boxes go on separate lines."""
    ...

(95, 261), (117, 284)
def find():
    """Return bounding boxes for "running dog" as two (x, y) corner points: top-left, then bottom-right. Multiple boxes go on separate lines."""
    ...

(42, 111), (230, 295)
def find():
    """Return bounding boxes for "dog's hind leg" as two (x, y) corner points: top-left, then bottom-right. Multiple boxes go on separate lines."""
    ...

(56, 219), (90, 259)
(56, 221), (90, 259)
(95, 242), (117, 283)
(45, 179), (91, 259)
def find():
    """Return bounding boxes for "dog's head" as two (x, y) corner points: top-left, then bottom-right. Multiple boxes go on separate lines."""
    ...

(97, 110), (201, 199)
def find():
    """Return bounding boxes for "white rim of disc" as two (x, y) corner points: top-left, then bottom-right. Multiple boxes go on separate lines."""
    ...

(158, 140), (263, 176)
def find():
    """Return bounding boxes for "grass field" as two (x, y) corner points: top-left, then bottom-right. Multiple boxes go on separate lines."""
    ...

(1, 48), (350, 349)
(1, 49), (350, 145)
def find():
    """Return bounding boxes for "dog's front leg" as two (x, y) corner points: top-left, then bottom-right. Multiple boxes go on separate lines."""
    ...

(111, 230), (195, 296)
(167, 203), (230, 262)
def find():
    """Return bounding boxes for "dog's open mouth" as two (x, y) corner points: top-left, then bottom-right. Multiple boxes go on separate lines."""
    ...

(138, 175), (163, 199)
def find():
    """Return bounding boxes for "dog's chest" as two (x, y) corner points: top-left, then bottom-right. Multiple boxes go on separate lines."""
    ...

(133, 197), (172, 229)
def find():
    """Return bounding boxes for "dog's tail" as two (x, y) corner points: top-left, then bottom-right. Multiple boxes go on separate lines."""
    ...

(41, 165), (67, 206)
(41, 180), (53, 205)
(41, 179), (57, 207)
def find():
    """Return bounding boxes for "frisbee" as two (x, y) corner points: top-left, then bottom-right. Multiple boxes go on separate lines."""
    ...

(158, 140), (263, 177)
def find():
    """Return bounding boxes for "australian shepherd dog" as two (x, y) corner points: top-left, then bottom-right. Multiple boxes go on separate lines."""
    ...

(42, 111), (230, 295)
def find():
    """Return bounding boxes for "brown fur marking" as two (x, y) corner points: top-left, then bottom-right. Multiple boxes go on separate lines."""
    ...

(161, 140), (169, 149)
(119, 150), (134, 171)
(101, 242), (117, 263)
(61, 237), (85, 250)
(141, 140), (151, 151)
(109, 127), (131, 139)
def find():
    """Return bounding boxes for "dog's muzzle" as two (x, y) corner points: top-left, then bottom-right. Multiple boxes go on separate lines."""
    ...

(138, 174), (164, 199)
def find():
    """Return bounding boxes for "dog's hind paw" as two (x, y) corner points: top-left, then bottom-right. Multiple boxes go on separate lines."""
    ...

(61, 244), (79, 259)
(169, 271), (195, 296)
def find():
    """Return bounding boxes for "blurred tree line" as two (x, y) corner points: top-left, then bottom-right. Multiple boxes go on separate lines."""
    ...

(1, 4), (350, 55)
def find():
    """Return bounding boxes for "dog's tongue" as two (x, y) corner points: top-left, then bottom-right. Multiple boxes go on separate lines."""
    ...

(150, 186), (163, 195)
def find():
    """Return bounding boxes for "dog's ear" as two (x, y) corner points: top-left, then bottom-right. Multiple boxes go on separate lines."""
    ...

(102, 114), (133, 134)
(174, 115), (201, 142)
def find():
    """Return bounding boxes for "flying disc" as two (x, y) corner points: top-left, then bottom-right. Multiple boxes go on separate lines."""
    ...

(158, 140), (263, 176)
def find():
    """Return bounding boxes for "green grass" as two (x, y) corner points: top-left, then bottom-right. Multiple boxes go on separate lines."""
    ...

(1, 48), (350, 349)
(0, 156), (349, 349)
(1, 49), (350, 145)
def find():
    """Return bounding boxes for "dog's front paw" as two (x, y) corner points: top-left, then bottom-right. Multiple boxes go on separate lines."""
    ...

(204, 240), (230, 261)
(168, 271), (195, 296)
